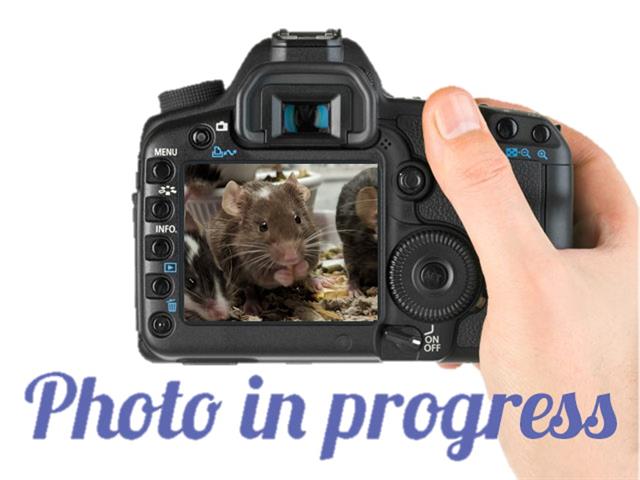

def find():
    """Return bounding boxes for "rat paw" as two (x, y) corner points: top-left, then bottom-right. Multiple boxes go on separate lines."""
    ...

(347, 280), (364, 297)
(309, 275), (335, 291)
(242, 299), (263, 317)
(274, 268), (295, 287)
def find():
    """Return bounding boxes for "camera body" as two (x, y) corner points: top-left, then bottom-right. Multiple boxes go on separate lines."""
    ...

(134, 29), (572, 363)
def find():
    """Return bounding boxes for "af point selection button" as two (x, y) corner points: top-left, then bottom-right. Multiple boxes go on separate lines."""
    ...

(496, 117), (518, 139)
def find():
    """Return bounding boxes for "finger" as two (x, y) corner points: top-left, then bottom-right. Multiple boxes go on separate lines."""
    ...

(438, 363), (462, 369)
(558, 125), (637, 247)
(422, 87), (553, 281)
(476, 97), (637, 247)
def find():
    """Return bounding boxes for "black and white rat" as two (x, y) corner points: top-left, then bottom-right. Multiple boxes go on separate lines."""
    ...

(336, 167), (378, 295)
(208, 174), (323, 314)
(184, 165), (221, 203)
(183, 212), (230, 321)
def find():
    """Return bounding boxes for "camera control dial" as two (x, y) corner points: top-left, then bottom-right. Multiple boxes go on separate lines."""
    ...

(388, 229), (482, 322)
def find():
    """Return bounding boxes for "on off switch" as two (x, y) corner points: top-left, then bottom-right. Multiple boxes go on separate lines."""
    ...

(383, 326), (422, 351)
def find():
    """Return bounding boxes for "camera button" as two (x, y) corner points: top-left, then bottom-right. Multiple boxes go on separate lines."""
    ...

(496, 117), (518, 139)
(396, 162), (432, 200)
(151, 238), (172, 258)
(189, 125), (214, 149)
(147, 158), (174, 184)
(397, 166), (425, 195)
(149, 313), (174, 338)
(335, 335), (353, 351)
(146, 275), (173, 299)
(146, 236), (173, 260)
(531, 124), (551, 144)
(146, 197), (174, 222)
(419, 261), (453, 291)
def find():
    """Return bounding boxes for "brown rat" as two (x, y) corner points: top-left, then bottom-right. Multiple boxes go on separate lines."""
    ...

(208, 174), (321, 314)
(184, 165), (271, 203)
(336, 167), (378, 295)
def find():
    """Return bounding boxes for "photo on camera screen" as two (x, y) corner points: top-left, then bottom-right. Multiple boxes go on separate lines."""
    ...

(183, 163), (378, 323)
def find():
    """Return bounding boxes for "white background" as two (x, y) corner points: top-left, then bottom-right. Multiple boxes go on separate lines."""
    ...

(1, 1), (638, 478)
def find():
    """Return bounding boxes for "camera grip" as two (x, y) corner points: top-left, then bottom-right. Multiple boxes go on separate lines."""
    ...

(416, 159), (545, 227)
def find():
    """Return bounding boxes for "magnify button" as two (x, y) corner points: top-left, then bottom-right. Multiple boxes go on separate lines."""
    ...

(537, 149), (548, 160)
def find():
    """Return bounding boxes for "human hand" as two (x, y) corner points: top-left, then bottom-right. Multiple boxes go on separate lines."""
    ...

(422, 87), (638, 478)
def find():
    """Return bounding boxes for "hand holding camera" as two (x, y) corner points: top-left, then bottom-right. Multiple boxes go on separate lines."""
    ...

(422, 87), (637, 479)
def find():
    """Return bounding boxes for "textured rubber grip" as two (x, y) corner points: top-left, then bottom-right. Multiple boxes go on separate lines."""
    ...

(158, 80), (225, 113)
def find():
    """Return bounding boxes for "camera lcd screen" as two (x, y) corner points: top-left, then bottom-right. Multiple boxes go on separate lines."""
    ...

(184, 163), (378, 323)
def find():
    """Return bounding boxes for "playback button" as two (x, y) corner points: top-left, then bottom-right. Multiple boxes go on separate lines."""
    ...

(146, 274), (173, 299)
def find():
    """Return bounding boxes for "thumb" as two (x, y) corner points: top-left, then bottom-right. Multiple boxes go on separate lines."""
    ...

(422, 87), (552, 278)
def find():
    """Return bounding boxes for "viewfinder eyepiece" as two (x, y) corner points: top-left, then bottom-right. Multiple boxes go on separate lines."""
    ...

(282, 102), (331, 134)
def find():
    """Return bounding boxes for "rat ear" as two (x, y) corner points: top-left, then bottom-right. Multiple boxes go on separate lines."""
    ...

(355, 186), (378, 226)
(184, 211), (202, 233)
(285, 173), (311, 202)
(221, 181), (244, 217)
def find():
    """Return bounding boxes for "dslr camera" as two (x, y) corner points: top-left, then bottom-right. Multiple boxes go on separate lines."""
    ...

(134, 29), (572, 363)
